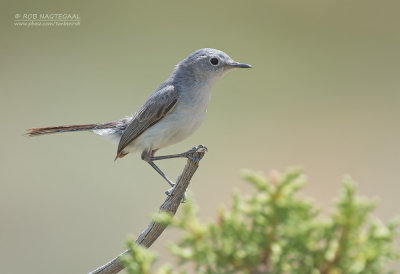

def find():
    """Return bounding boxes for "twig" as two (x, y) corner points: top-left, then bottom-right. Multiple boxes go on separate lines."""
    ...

(88, 147), (207, 274)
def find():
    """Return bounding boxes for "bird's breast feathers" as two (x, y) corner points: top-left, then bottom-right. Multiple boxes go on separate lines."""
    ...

(122, 83), (213, 153)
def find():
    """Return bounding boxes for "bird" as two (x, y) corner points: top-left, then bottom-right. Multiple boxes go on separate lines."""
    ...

(25, 48), (251, 194)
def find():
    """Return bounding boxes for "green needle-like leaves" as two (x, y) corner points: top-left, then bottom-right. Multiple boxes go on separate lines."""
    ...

(122, 169), (399, 274)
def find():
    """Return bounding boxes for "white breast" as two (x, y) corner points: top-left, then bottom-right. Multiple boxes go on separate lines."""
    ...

(125, 82), (213, 153)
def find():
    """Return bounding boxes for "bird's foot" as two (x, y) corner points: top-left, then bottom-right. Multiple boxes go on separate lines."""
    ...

(165, 186), (187, 203)
(183, 145), (208, 163)
(165, 186), (175, 196)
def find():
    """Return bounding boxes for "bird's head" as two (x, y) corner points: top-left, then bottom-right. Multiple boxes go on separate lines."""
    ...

(175, 48), (251, 83)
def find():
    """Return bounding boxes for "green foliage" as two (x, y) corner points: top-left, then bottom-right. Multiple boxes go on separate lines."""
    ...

(120, 237), (157, 274)
(122, 170), (399, 274)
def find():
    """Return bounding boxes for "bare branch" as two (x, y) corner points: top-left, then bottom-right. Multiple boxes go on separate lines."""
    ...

(89, 147), (207, 274)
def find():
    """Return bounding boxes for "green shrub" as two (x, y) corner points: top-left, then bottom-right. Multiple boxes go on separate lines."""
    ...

(122, 169), (399, 274)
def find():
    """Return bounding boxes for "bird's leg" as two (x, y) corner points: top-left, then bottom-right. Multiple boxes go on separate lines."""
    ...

(151, 145), (208, 162)
(147, 161), (185, 200)
(142, 150), (179, 197)
(143, 146), (207, 202)
(142, 151), (174, 187)
(150, 145), (207, 202)
(147, 161), (175, 188)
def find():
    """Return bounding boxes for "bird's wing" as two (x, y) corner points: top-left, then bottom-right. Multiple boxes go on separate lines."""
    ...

(116, 85), (179, 158)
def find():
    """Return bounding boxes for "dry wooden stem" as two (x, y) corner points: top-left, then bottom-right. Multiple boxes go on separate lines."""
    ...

(89, 148), (207, 274)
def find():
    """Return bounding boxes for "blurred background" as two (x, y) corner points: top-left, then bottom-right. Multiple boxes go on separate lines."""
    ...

(1, 0), (399, 273)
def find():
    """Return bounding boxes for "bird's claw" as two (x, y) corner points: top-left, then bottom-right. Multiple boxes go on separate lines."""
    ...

(183, 145), (208, 162)
(165, 186), (174, 196)
(193, 144), (208, 153)
(165, 187), (187, 203)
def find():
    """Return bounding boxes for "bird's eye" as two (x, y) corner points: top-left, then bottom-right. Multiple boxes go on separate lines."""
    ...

(210, 58), (219, 65)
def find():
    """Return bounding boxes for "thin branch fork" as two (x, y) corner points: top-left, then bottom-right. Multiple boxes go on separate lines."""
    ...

(89, 147), (207, 274)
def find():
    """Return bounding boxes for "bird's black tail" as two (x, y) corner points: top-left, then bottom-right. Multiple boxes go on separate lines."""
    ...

(24, 122), (117, 137)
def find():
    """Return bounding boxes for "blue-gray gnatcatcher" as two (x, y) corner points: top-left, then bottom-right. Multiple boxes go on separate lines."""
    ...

(26, 48), (251, 193)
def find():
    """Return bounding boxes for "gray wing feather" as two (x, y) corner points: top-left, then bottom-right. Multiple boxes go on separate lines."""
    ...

(116, 85), (179, 157)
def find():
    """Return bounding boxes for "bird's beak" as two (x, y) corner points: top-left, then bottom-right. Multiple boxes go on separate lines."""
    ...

(227, 62), (252, 68)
